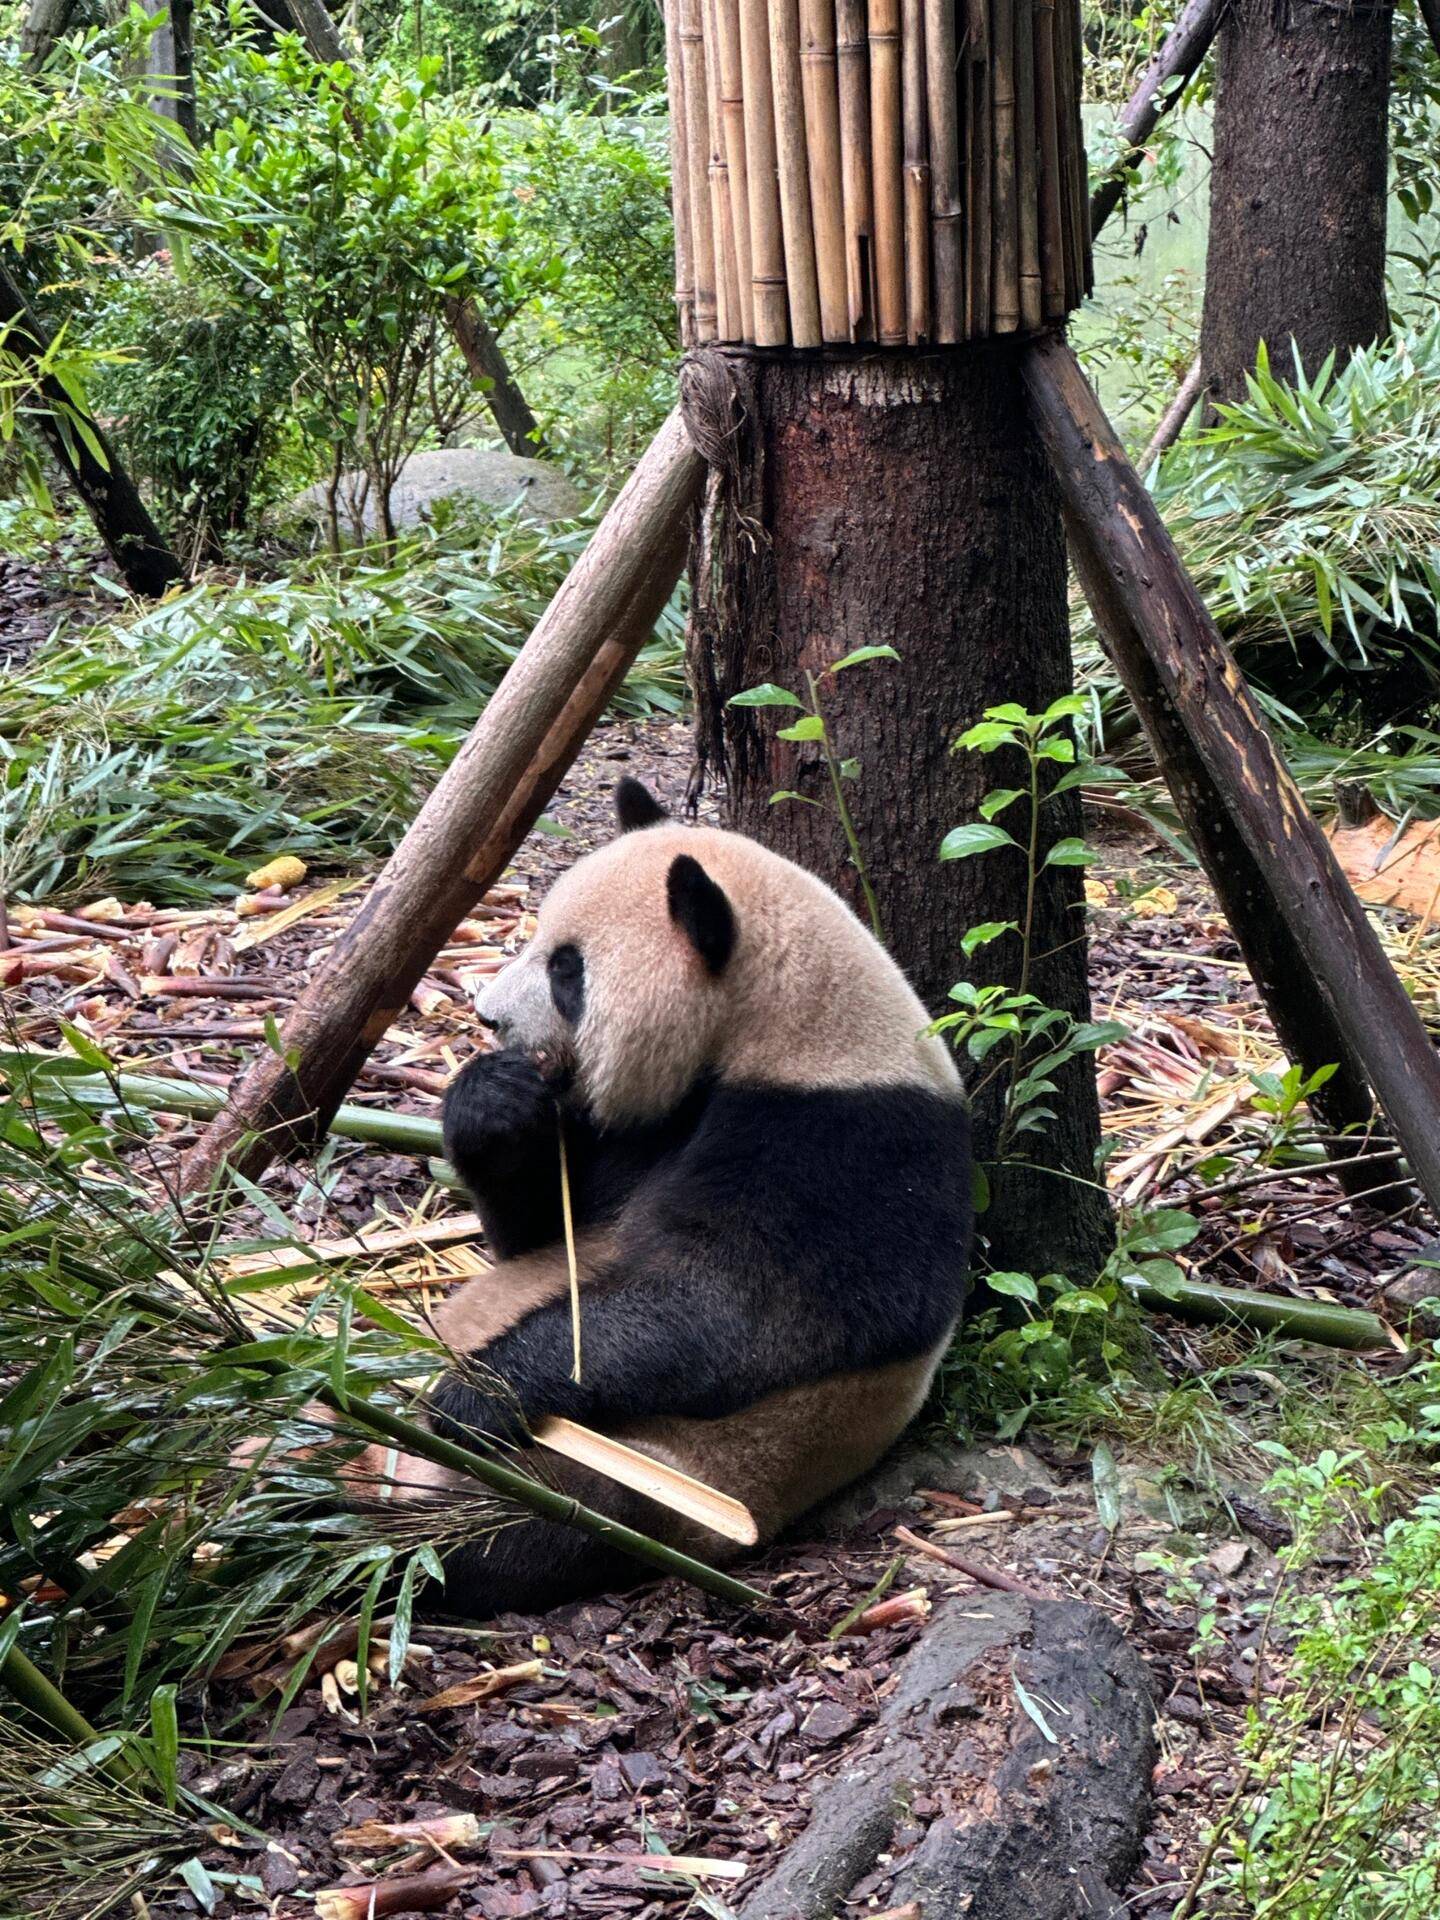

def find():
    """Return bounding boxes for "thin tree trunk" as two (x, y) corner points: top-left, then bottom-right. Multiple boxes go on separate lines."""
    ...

(180, 410), (703, 1198)
(1087, 0), (1222, 239)
(1023, 335), (1440, 1212)
(0, 262), (184, 597)
(1200, 0), (1392, 405)
(1137, 351), (1204, 469)
(19, 0), (77, 66)
(692, 350), (1112, 1281)
(274, 0), (352, 63)
(140, 0), (196, 143)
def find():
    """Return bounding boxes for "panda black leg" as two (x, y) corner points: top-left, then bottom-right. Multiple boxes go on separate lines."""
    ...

(434, 1466), (657, 1618)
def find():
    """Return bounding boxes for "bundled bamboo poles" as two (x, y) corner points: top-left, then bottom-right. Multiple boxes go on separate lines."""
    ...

(668, 0), (1090, 347)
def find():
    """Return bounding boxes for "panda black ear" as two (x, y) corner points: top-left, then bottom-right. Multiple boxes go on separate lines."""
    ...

(615, 778), (668, 833)
(667, 855), (735, 976)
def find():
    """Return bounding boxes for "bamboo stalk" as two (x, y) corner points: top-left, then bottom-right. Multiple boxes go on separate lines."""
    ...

(535, 1416), (760, 1545)
(1, 1643), (120, 1763)
(664, 0), (697, 345)
(703, 0), (743, 337)
(799, 0), (850, 341)
(740, 0), (789, 342)
(923, 0), (962, 343)
(713, 0), (756, 340)
(1122, 1274), (1391, 1352)
(837, 0), (876, 339)
(1032, 0), (1065, 319)
(769, 0), (823, 347)
(901, 0), (931, 342)
(679, 0), (719, 340)
(1014, 0), (1042, 329)
(962, 0), (990, 337)
(868, 0), (906, 344)
(990, 0), (1020, 330)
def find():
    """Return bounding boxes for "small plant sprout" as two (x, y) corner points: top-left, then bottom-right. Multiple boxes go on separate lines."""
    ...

(728, 646), (900, 944)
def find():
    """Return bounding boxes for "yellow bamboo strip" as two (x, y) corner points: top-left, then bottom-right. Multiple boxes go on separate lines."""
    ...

(799, 0), (850, 341)
(679, 0), (719, 339)
(923, 0), (962, 343)
(769, 0), (823, 347)
(713, 0), (756, 339)
(740, 0), (789, 342)
(664, 0), (697, 345)
(868, 0), (905, 344)
(703, 0), (742, 337)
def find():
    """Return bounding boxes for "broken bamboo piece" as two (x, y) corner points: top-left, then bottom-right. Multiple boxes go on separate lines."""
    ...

(868, 0), (907, 345)
(799, 0), (850, 341)
(534, 1417), (760, 1544)
(740, 0), (789, 343)
(770, 0), (824, 347)
(180, 411), (703, 1198)
(923, 0), (962, 342)
(837, 0), (877, 338)
(901, 0), (931, 342)
(1021, 333), (1440, 1215)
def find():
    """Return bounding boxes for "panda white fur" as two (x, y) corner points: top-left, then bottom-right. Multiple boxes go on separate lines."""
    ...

(392, 778), (972, 1613)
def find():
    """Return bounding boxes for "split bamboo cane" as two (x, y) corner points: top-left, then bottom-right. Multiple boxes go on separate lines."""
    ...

(799, 0), (850, 341)
(1014, 0), (1042, 329)
(663, 0), (697, 344)
(713, 0), (757, 340)
(990, 0), (1020, 330)
(962, 0), (990, 337)
(1032, 0), (1065, 319)
(703, 0), (743, 337)
(679, 0), (719, 339)
(837, 0), (877, 338)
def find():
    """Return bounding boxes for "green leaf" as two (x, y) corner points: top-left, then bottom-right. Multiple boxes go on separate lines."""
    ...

(956, 720), (1022, 754)
(979, 788), (1025, 821)
(57, 1021), (114, 1074)
(1042, 838), (1097, 868)
(985, 1271), (1041, 1305)
(939, 823), (1017, 861)
(971, 1163), (991, 1212)
(829, 645), (900, 672)
(1012, 1668), (1058, 1743)
(1091, 1440), (1122, 1533)
(776, 714), (826, 742)
(728, 683), (803, 708)
(961, 920), (1017, 956)
(149, 1684), (180, 1808)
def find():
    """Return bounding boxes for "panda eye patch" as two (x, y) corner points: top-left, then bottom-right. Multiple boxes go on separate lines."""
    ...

(547, 943), (585, 1024)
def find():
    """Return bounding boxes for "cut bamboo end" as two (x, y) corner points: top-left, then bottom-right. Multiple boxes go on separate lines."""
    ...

(668, 0), (1088, 346)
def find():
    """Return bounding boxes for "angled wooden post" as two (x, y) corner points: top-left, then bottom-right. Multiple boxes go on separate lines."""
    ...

(1022, 335), (1440, 1209)
(180, 409), (703, 1197)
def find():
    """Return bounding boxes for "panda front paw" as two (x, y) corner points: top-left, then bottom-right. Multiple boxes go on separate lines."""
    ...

(443, 1048), (556, 1182)
(428, 1367), (532, 1454)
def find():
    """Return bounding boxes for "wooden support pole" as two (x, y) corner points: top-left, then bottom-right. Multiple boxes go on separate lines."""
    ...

(1138, 352), (1205, 469)
(1088, 0), (1221, 239)
(180, 411), (704, 1198)
(0, 264), (184, 598)
(1021, 335), (1440, 1208)
(19, 0), (77, 66)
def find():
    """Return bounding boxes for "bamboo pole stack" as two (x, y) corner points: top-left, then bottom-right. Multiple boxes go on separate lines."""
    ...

(668, 0), (1090, 346)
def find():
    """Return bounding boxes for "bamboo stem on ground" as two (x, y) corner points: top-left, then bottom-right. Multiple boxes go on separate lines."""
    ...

(901, 0), (931, 342)
(990, 0), (1019, 330)
(1089, 0), (1220, 238)
(868, 0), (906, 344)
(923, 0), (962, 342)
(962, 0), (990, 337)
(1123, 1274), (1391, 1351)
(703, 0), (742, 338)
(179, 412), (703, 1199)
(679, 0), (719, 340)
(1022, 333), (1440, 1217)
(1032, 0), (1065, 319)
(837, 0), (876, 339)
(664, 0), (698, 345)
(1014, 0), (1042, 329)
(740, 0), (789, 342)
(799, 0), (850, 341)
(714, 0), (756, 340)
(1, 1643), (117, 1760)
(769, 0), (824, 347)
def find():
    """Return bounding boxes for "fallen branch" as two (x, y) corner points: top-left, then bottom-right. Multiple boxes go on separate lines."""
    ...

(1088, 0), (1222, 238)
(1139, 352), (1205, 469)
(893, 1524), (1045, 1600)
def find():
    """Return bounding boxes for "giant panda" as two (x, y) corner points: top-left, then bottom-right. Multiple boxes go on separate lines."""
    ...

(381, 778), (972, 1614)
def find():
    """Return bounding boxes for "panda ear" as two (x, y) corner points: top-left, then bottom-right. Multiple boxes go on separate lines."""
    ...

(615, 778), (668, 833)
(667, 855), (735, 975)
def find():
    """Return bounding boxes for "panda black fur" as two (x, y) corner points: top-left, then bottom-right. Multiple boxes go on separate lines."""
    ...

(396, 780), (972, 1614)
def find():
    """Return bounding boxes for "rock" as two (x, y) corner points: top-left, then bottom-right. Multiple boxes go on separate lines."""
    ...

(1379, 1243), (1440, 1330)
(290, 448), (585, 538)
(806, 1438), (1058, 1537)
(739, 1595), (1155, 1920)
(801, 1700), (860, 1746)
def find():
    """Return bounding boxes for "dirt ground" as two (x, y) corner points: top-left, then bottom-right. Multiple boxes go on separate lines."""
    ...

(6, 711), (1435, 1920)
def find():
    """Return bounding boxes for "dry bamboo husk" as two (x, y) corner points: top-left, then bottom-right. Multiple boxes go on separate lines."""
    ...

(714, 0), (757, 340)
(901, 0), (931, 342)
(663, 0), (697, 344)
(990, 0), (1020, 330)
(703, 0), (742, 338)
(868, 0), (906, 345)
(1014, 0), (1042, 330)
(923, 0), (962, 343)
(962, 0), (990, 337)
(798, 0), (850, 341)
(837, 0), (876, 338)
(769, 0), (824, 347)
(1032, 0), (1066, 320)
(679, 0), (719, 339)
(739, 0), (789, 343)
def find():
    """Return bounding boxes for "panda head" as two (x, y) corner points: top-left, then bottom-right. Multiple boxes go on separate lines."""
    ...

(474, 778), (960, 1125)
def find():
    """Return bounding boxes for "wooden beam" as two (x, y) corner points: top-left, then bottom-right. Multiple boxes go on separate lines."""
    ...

(1022, 334), (1440, 1209)
(180, 408), (703, 1197)
(1088, 0), (1222, 238)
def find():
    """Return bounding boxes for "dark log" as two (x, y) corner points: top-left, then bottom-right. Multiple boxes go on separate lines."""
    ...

(739, 1594), (1154, 1920)
(1088, 0), (1221, 238)
(1022, 335), (1440, 1209)
(179, 409), (702, 1197)
(1137, 350), (1204, 470)
(0, 263), (185, 598)
(1200, 0), (1391, 404)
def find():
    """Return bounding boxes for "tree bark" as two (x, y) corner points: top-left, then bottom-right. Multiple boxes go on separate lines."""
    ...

(1200, 0), (1392, 405)
(0, 262), (184, 598)
(1088, 0), (1223, 239)
(180, 409), (702, 1198)
(690, 348), (1112, 1281)
(141, 0), (196, 144)
(1022, 335), (1440, 1214)
(19, 0), (76, 66)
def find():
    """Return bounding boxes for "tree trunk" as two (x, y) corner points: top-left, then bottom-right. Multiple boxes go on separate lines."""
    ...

(0, 263), (184, 598)
(1088, 0), (1222, 240)
(444, 295), (545, 457)
(1200, 0), (1392, 406)
(20, 0), (76, 67)
(141, 0), (196, 144)
(690, 348), (1111, 1281)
